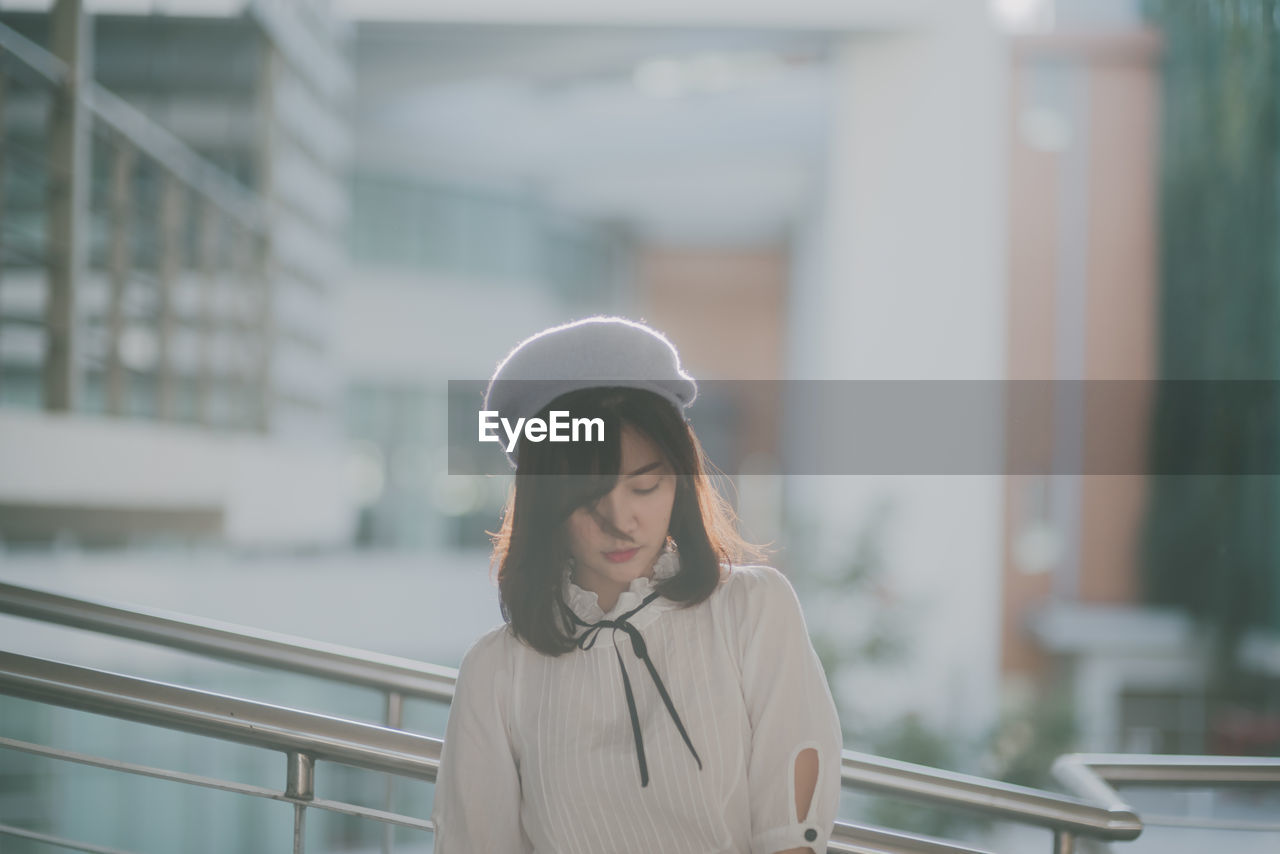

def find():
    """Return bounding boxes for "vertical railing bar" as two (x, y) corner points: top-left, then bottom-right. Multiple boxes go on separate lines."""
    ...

(233, 222), (253, 429)
(1053, 829), (1076, 854)
(0, 69), (7, 397)
(155, 170), (182, 420)
(195, 198), (216, 426)
(105, 135), (133, 416)
(251, 45), (278, 435)
(251, 213), (272, 433)
(382, 690), (404, 854)
(284, 750), (315, 799)
(292, 802), (307, 854)
(285, 751), (314, 854)
(44, 0), (90, 413)
(253, 223), (272, 432)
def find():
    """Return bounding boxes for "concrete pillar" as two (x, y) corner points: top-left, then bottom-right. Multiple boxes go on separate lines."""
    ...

(786, 4), (1009, 740)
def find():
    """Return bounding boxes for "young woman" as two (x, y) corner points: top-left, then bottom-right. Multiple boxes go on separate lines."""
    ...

(431, 317), (844, 853)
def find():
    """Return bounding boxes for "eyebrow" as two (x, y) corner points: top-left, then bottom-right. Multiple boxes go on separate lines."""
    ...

(624, 461), (664, 478)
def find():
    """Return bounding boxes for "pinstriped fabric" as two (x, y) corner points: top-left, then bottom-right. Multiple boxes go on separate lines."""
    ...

(432, 563), (843, 854)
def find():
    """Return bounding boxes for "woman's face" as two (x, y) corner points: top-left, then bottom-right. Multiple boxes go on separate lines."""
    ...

(564, 424), (677, 609)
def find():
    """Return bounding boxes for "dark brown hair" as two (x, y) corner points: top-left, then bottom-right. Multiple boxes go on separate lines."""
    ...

(489, 386), (765, 655)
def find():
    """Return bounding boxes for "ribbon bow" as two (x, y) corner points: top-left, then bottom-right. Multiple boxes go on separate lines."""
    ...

(569, 590), (703, 787)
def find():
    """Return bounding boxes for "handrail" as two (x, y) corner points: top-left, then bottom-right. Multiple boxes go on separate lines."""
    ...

(0, 650), (995, 854)
(826, 823), (994, 854)
(1054, 752), (1280, 810)
(85, 83), (265, 229)
(0, 581), (457, 702)
(0, 650), (440, 780)
(0, 20), (264, 230)
(1056, 753), (1280, 785)
(1053, 753), (1280, 836)
(0, 17), (68, 85)
(842, 751), (1142, 840)
(0, 579), (1140, 847)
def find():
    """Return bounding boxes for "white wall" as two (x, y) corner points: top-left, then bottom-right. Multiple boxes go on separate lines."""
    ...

(0, 410), (357, 548)
(334, 271), (574, 384)
(786, 2), (1009, 743)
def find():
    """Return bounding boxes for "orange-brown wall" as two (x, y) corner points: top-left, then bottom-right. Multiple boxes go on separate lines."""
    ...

(1001, 31), (1160, 680)
(634, 247), (788, 469)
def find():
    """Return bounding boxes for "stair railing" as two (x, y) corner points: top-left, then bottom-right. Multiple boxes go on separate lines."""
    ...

(0, 649), (998, 854)
(0, 579), (1143, 852)
(0, 14), (272, 428)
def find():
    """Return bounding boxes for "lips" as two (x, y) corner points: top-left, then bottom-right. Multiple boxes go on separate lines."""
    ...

(604, 547), (639, 563)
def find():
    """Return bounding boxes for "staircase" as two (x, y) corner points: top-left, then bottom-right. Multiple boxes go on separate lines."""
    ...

(4, 576), (1268, 854)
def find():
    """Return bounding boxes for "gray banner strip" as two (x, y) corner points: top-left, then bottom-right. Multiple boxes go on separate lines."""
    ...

(446, 380), (1280, 475)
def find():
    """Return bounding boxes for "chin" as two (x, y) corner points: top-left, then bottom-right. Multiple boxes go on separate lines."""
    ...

(614, 562), (648, 583)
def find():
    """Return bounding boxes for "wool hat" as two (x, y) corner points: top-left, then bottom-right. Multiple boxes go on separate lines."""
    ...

(483, 316), (698, 468)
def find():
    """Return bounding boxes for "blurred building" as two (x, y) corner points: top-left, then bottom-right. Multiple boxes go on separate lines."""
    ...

(339, 22), (825, 549)
(999, 24), (1163, 750)
(3, 3), (1279, 854)
(3, 0), (1274, 784)
(0, 0), (355, 549)
(1000, 3), (1280, 759)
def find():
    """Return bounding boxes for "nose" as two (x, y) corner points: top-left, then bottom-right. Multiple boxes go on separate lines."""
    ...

(595, 487), (639, 540)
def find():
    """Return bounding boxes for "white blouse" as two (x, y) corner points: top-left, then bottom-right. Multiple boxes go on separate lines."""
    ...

(430, 549), (844, 854)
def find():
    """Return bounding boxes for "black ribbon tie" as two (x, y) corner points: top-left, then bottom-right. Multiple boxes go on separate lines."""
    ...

(570, 590), (703, 787)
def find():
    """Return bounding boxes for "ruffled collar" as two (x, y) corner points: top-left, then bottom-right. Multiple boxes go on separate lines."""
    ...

(562, 544), (680, 625)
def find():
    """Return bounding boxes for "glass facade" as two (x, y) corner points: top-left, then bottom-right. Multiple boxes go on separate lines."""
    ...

(350, 172), (628, 304)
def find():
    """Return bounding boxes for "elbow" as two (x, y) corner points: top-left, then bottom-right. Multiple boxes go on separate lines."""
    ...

(793, 746), (819, 823)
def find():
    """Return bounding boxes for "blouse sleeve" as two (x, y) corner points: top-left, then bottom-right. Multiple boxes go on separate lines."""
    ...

(430, 627), (533, 854)
(733, 566), (844, 854)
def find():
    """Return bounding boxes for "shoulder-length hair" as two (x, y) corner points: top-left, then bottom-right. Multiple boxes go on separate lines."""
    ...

(489, 386), (765, 656)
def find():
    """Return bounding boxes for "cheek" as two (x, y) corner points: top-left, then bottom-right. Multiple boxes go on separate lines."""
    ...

(648, 485), (677, 526)
(564, 512), (595, 550)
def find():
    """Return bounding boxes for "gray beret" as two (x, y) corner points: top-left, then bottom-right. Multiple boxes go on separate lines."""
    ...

(484, 316), (697, 468)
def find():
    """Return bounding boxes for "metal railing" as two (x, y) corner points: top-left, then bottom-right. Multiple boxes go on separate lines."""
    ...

(0, 579), (1143, 852)
(0, 649), (436, 854)
(0, 8), (274, 428)
(0, 579), (456, 711)
(0, 579), (455, 854)
(0, 649), (997, 854)
(842, 752), (1140, 853)
(1055, 754), (1280, 838)
(0, 21), (264, 227)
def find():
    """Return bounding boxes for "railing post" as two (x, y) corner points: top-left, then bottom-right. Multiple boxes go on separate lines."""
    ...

(1053, 829), (1076, 854)
(382, 690), (404, 854)
(292, 802), (307, 854)
(251, 46), (279, 435)
(45, 0), (90, 412)
(247, 225), (271, 432)
(156, 172), (184, 420)
(196, 200), (218, 426)
(0, 69), (6, 397)
(286, 751), (314, 854)
(232, 223), (254, 429)
(285, 750), (314, 800)
(105, 138), (133, 416)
